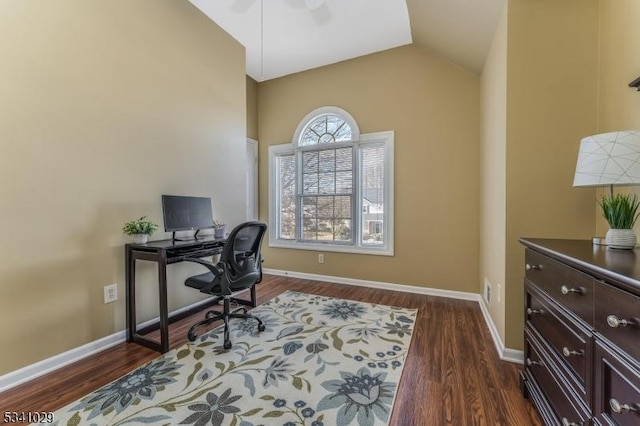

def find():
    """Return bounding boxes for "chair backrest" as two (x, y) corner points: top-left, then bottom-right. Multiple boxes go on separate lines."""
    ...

(218, 221), (267, 292)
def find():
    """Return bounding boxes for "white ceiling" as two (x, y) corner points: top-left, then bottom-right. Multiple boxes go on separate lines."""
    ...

(190, 0), (505, 81)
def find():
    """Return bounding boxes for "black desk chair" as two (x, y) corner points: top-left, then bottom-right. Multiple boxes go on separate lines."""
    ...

(184, 221), (267, 349)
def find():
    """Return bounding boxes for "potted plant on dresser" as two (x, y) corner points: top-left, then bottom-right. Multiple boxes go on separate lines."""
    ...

(599, 193), (640, 249)
(122, 216), (158, 244)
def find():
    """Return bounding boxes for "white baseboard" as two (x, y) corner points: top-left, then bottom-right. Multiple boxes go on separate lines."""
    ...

(264, 268), (524, 364)
(264, 268), (480, 301)
(476, 296), (524, 364)
(0, 272), (523, 394)
(0, 331), (125, 394)
(0, 297), (214, 394)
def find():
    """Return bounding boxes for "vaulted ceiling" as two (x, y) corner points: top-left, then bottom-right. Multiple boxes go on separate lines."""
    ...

(190, 0), (505, 81)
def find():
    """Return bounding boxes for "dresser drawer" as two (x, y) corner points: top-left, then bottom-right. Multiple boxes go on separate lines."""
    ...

(594, 340), (640, 426)
(526, 282), (591, 405)
(525, 330), (590, 426)
(595, 280), (640, 361)
(526, 249), (594, 325)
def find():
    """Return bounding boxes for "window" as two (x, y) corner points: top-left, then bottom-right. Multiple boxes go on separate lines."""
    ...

(269, 106), (394, 255)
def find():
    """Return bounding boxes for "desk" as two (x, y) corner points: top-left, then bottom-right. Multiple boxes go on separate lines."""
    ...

(125, 236), (226, 353)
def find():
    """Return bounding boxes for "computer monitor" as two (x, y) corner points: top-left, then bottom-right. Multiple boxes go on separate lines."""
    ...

(161, 195), (214, 237)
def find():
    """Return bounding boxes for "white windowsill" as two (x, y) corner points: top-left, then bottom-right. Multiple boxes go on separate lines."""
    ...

(268, 239), (393, 256)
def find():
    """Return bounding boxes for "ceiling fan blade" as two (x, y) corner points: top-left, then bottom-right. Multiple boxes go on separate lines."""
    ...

(285, 0), (306, 9)
(231, 0), (257, 13)
(305, 0), (325, 10)
(283, 0), (332, 25)
(309, 2), (331, 25)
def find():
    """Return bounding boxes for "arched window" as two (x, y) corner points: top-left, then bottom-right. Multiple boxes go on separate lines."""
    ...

(269, 106), (393, 255)
(294, 107), (358, 146)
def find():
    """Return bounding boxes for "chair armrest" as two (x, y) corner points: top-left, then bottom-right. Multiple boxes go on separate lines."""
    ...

(183, 257), (224, 277)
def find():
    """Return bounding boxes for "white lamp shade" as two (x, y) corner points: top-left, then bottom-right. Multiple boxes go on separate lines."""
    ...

(573, 130), (640, 187)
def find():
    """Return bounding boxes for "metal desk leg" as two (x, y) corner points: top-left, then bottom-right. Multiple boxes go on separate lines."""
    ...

(125, 246), (137, 342)
(158, 254), (169, 353)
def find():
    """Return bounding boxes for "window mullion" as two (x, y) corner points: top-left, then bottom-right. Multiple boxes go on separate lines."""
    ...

(297, 141), (352, 152)
(276, 154), (283, 239)
(333, 149), (337, 242)
(315, 193), (319, 241)
(295, 150), (302, 242)
(353, 142), (361, 247)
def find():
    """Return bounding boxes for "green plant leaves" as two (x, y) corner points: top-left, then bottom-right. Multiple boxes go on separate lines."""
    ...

(598, 193), (640, 229)
(122, 216), (158, 235)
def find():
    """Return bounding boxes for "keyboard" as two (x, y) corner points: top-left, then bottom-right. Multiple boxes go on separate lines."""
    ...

(166, 243), (223, 263)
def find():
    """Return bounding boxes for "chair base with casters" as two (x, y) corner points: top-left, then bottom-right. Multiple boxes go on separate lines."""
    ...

(186, 294), (265, 349)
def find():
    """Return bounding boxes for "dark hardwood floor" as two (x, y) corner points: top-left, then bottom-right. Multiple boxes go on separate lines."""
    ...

(0, 275), (541, 425)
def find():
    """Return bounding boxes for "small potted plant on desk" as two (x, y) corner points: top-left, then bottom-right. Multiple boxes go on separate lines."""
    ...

(599, 193), (640, 249)
(123, 216), (158, 244)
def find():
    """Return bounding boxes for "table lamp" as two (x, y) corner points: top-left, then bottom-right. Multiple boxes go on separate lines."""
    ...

(573, 130), (640, 245)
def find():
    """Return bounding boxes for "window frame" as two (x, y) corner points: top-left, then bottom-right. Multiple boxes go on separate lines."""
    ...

(268, 107), (394, 256)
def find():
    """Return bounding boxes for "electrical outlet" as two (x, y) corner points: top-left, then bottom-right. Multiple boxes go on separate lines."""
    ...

(484, 278), (491, 303)
(104, 284), (118, 304)
(497, 283), (502, 303)
(318, 253), (324, 264)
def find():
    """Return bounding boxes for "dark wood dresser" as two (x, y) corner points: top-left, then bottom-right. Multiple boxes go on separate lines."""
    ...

(519, 238), (640, 426)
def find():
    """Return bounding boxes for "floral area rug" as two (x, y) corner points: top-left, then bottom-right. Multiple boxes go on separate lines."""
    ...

(39, 291), (417, 426)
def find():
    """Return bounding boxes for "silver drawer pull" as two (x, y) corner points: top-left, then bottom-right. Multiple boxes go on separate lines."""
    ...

(607, 315), (632, 328)
(562, 347), (583, 358)
(526, 358), (543, 367)
(526, 308), (542, 315)
(610, 398), (638, 414)
(561, 418), (579, 426)
(526, 263), (541, 271)
(560, 285), (582, 295)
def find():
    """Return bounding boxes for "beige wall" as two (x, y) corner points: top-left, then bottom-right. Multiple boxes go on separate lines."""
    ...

(503, 0), (599, 349)
(258, 45), (481, 292)
(598, 0), (640, 133)
(480, 5), (508, 340)
(0, 0), (247, 375)
(596, 0), (640, 237)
